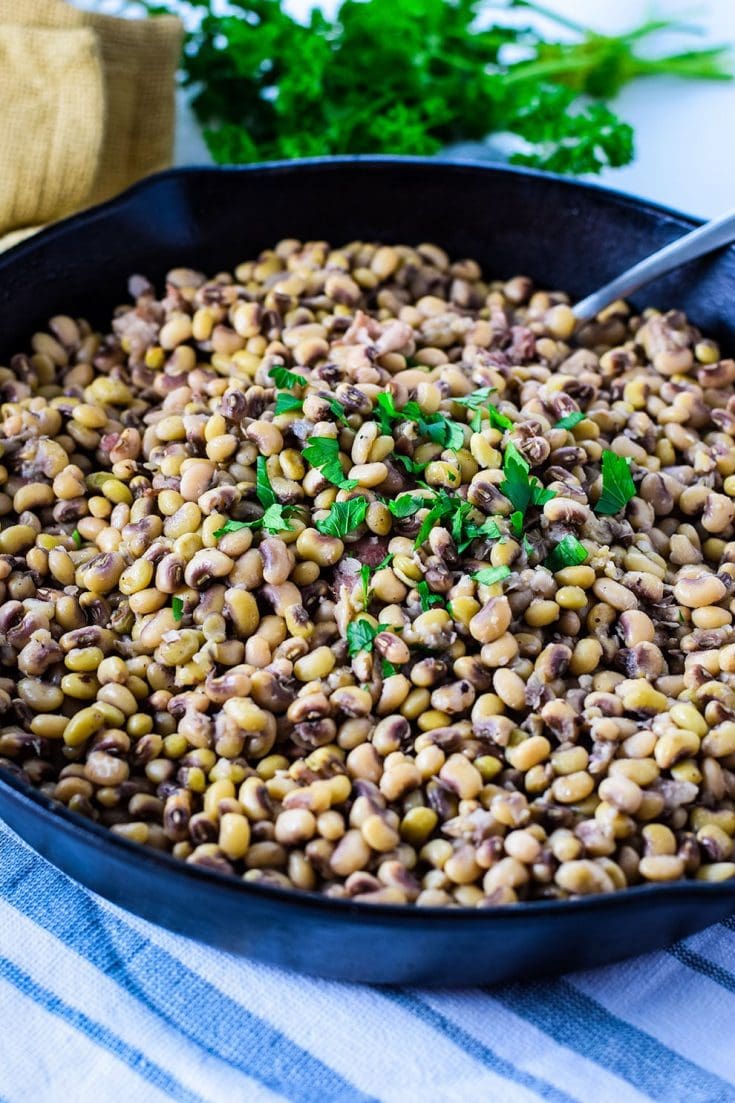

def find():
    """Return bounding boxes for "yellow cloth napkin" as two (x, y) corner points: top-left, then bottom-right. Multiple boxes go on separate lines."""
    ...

(0, 0), (182, 251)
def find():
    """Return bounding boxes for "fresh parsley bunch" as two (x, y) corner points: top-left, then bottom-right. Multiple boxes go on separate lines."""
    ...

(150, 0), (731, 175)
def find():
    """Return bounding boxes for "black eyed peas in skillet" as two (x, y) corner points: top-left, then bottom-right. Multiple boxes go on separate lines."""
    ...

(1, 238), (735, 907)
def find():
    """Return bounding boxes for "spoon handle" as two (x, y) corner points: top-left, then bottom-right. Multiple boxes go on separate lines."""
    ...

(572, 207), (735, 323)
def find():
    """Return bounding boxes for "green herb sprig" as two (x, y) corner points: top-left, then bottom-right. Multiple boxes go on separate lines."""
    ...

(417, 580), (444, 611)
(316, 496), (368, 537)
(268, 363), (307, 390)
(359, 553), (394, 607)
(274, 392), (303, 415)
(454, 387), (514, 434)
(213, 456), (297, 538)
(303, 437), (359, 490)
(346, 617), (379, 657)
(157, 0), (731, 176)
(472, 565), (512, 586)
(595, 449), (636, 515)
(555, 411), (586, 430)
(500, 441), (556, 517)
(375, 392), (465, 451)
(544, 535), (589, 573)
(413, 490), (502, 553)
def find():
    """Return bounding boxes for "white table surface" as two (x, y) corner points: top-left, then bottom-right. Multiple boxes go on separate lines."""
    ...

(170, 0), (735, 220)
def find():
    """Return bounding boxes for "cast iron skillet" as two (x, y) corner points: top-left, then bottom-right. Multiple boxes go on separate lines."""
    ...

(1, 158), (734, 986)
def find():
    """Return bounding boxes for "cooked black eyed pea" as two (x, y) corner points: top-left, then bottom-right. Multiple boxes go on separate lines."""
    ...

(673, 567), (727, 608)
(17, 679), (64, 712)
(555, 860), (615, 895)
(468, 597), (511, 644)
(295, 529), (344, 566)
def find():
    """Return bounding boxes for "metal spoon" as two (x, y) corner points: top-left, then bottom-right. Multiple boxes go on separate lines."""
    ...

(573, 206), (735, 324)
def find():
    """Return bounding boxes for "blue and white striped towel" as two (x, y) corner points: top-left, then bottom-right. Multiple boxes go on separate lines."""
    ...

(1, 818), (734, 1103)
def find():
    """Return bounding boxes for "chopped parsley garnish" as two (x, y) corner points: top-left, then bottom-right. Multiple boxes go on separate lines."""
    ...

(417, 579), (443, 612)
(303, 436), (359, 490)
(324, 396), (350, 425)
(172, 596), (184, 622)
(555, 411), (586, 430)
(359, 552), (393, 606)
(346, 617), (379, 657)
(387, 494), (432, 519)
(454, 386), (497, 411)
(472, 565), (512, 586)
(274, 392), (303, 415)
(544, 535), (589, 573)
(213, 519), (252, 537)
(360, 563), (371, 606)
(213, 503), (296, 538)
(260, 504), (297, 533)
(414, 490), (502, 553)
(595, 449), (636, 515)
(316, 496), (368, 537)
(509, 510), (524, 539)
(500, 441), (555, 516)
(487, 406), (514, 432)
(268, 363), (307, 389)
(381, 659), (398, 678)
(375, 391), (465, 451)
(393, 453), (428, 475)
(71, 528), (82, 548)
(255, 455), (277, 508)
(454, 387), (497, 433)
(214, 456), (297, 537)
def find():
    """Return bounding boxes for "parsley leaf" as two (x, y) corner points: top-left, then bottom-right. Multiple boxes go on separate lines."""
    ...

(213, 505), (296, 539)
(500, 442), (533, 513)
(375, 391), (464, 451)
(260, 503), (297, 534)
(555, 411), (585, 430)
(268, 363), (306, 390)
(316, 496), (368, 537)
(393, 453), (428, 475)
(487, 406), (514, 432)
(381, 659), (398, 678)
(274, 392), (303, 415)
(325, 396), (350, 425)
(595, 449), (636, 515)
(303, 436), (359, 490)
(71, 528), (82, 548)
(500, 441), (555, 515)
(374, 392), (399, 435)
(213, 519), (252, 538)
(214, 457), (297, 537)
(509, 510), (524, 538)
(172, 596), (184, 622)
(417, 580), (443, 612)
(454, 386), (497, 411)
(387, 494), (432, 519)
(544, 535), (589, 573)
(346, 618), (379, 658)
(413, 490), (502, 554)
(358, 549), (395, 606)
(256, 456), (277, 508)
(473, 565), (512, 586)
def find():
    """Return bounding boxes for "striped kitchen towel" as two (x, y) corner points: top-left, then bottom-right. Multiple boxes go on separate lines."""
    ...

(1, 819), (734, 1103)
